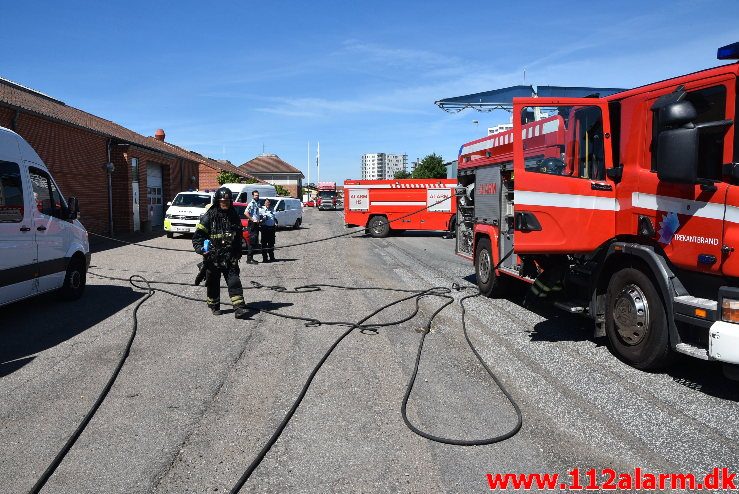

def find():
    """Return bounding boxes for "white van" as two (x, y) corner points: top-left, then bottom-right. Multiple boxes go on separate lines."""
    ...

(234, 196), (303, 229)
(0, 126), (90, 307)
(222, 183), (277, 204)
(266, 197), (303, 229)
(164, 191), (214, 238)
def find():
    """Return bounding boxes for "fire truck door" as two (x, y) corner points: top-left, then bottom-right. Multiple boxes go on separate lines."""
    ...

(512, 98), (617, 253)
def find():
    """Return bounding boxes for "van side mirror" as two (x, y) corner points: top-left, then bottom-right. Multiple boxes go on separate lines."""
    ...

(67, 196), (79, 220)
(167, 201), (172, 206)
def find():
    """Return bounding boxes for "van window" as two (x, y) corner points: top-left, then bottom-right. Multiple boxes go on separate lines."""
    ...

(0, 161), (24, 223)
(276, 200), (285, 212)
(29, 167), (66, 218)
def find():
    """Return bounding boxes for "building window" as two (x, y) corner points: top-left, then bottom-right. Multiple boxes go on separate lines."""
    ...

(131, 157), (139, 183)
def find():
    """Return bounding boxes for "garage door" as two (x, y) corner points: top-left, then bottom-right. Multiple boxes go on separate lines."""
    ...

(147, 164), (163, 229)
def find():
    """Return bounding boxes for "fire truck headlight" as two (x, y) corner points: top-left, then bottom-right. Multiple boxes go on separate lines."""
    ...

(721, 298), (739, 323)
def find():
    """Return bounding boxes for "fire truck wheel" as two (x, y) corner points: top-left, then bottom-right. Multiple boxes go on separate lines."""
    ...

(475, 237), (502, 297)
(605, 268), (672, 369)
(166, 232), (174, 238)
(368, 216), (390, 238)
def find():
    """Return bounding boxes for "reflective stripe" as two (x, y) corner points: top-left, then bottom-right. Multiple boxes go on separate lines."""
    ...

(196, 223), (208, 232)
(631, 192), (726, 220)
(371, 201), (426, 206)
(344, 184), (392, 189)
(207, 297), (219, 304)
(517, 190), (619, 211)
(231, 295), (244, 305)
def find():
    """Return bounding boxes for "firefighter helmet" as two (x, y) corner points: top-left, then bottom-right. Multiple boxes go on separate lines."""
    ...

(214, 187), (233, 202)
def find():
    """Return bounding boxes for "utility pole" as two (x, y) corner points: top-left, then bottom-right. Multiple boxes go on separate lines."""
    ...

(316, 141), (320, 184)
(307, 141), (310, 186)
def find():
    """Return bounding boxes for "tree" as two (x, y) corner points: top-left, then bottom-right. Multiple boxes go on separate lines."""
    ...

(217, 170), (258, 185)
(393, 170), (411, 179)
(272, 184), (291, 196)
(412, 153), (447, 179)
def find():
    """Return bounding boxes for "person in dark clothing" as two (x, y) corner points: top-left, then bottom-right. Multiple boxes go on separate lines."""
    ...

(192, 187), (249, 318)
(259, 198), (277, 262)
(245, 190), (262, 264)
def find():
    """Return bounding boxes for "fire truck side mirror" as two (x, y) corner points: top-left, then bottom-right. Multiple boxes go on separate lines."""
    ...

(655, 126), (698, 184)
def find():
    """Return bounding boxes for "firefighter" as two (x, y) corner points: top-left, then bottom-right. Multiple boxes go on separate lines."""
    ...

(260, 198), (277, 262)
(192, 187), (249, 318)
(245, 190), (262, 264)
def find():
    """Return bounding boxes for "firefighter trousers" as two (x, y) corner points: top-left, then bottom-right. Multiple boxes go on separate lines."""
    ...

(205, 260), (245, 308)
(260, 225), (275, 261)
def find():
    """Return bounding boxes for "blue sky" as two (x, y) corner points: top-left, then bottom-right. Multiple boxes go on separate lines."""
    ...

(2, 1), (739, 184)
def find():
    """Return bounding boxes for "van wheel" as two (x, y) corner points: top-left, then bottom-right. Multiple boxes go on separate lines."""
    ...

(605, 268), (672, 369)
(59, 257), (86, 301)
(166, 232), (173, 238)
(368, 216), (390, 238)
(448, 216), (457, 238)
(475, 237), (504, 297)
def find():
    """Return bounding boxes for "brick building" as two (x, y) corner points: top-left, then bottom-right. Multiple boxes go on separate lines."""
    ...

(0, 77), (257, 234)
(238, 154), (304, 198)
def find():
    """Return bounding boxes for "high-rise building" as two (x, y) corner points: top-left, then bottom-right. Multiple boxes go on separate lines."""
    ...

(384, 154), (407, 179)
(361, 153), (408, 179)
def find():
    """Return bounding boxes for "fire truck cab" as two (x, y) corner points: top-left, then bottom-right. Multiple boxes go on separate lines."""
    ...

(456, 43), (739, 376)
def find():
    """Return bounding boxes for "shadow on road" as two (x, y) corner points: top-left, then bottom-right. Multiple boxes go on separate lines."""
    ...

(0, 285), (143, 378)
(248, 301), (294, 312)
(89, 230), (174, 255)
(666, 356), (739, 400)
(463, 272), (739, 400)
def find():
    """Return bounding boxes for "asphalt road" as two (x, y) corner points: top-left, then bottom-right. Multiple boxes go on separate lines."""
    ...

(1, 207), (738, 493)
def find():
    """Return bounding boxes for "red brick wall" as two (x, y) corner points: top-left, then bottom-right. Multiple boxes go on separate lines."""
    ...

(11, 111), (111, 234)
(198, 163), (221, 191)
(0, 106), (202, 234)
(0, 107), (15, 128)
(284, 184), (300, 198)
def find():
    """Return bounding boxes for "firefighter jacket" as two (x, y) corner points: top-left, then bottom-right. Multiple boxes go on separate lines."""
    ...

(192, 206), (243, 263)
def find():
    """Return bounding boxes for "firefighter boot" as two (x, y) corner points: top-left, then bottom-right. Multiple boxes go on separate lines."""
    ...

(269, 252), (275, 262)
(247, 256), (257, 264)
(209, 304), (223, 316)
(234, 303), (249, 319)
(262, 252), (269, 263)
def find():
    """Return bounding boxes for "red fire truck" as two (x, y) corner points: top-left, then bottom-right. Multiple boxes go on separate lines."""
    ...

(455, 42), (739, 377)
(344, 179), (457, 237)
(317, 182), (338, 210)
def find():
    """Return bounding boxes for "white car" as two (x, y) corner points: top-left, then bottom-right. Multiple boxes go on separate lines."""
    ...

(164, 191), (214, 237)
(0, 126), (90, 307)
(263, 197), (303, 229)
